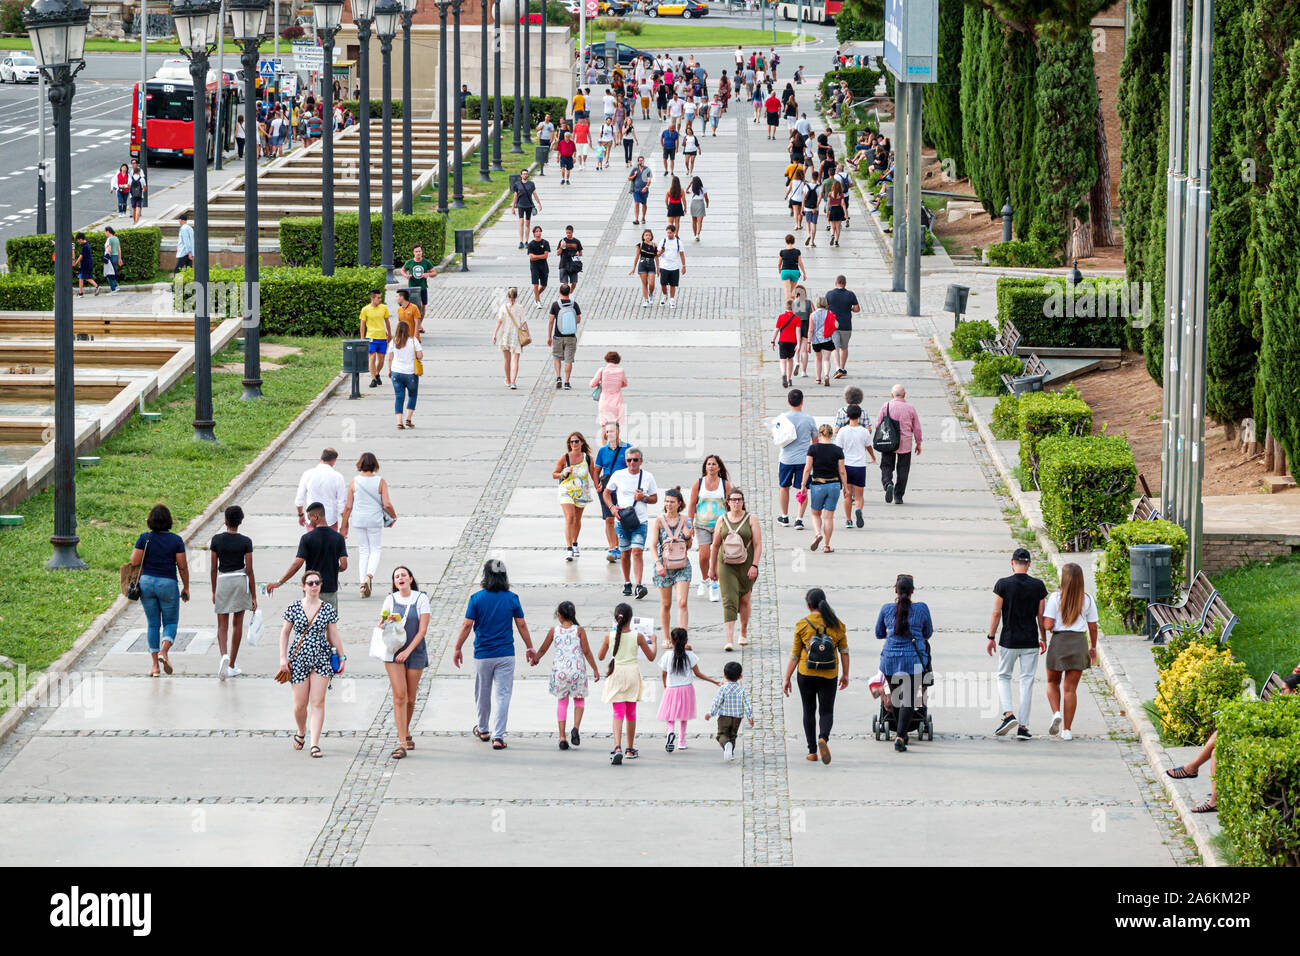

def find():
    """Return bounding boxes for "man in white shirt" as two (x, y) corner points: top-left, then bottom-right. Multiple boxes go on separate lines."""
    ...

(734, 46), (744, 73)
(833, 403), (877, 530)
(795, 113), (812, 138)
(601, 448), (658, 600)
(668, 94), (684, 121)
(602, 91), (616, 120)
(656, 225), (686, 308)
(295, 448), (348, 529)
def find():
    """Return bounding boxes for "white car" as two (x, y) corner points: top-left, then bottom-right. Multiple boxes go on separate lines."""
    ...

(0, 55), (39, 84)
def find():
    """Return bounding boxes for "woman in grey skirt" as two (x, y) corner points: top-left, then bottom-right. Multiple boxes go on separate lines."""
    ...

(209, 504), (257, 681)
(687, 176), (709, 242)
(1041, 562), (1099, 741)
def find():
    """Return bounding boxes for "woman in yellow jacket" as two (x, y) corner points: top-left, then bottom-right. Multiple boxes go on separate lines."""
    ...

(782, 587), (849, 764)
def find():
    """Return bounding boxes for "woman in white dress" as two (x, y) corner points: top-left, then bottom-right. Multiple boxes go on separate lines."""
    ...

(491, 287), (527, 389)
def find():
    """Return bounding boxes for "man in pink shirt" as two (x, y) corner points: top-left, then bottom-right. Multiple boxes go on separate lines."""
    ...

(877, 384), (922, 505)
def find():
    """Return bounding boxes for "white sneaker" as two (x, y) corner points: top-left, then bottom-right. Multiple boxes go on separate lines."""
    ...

(218, 654), (229, 681)
(723, 741), (734, 761)
(697, 581), (706, 597)
(659, 296), (666, 306)
(565, 546), (575, 562)
(1061, 729), (1073, 741)
(227, 665), (242, 677)
(572, 546), (580, 560)
(709, 582), (720, 602)
(641, 299), (649, 308)
(1049, 711), (1063, 737)
(670, 300), (677, 309)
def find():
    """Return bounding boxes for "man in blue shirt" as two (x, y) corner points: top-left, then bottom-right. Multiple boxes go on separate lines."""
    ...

(594, 421), (631, 562)
(777, 388), (816, 529)
(174, 214), (195, 276)
(660, 121), (679, 176)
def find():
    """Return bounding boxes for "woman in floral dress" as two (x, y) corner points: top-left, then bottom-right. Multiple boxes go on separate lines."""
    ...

(534, 601), (601, 750)
(278, 570), (345, 758)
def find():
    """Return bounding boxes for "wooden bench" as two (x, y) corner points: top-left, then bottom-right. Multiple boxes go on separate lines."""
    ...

(1260, 671), (1288, 701)
(1148, 570), (1237, 644)
(1099, 492), (1162, 541)
(1002, 353), (1048, 395)
(980, 319), (1020, 356)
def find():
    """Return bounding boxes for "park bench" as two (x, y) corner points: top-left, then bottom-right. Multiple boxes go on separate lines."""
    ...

(980, 319), (1020, 356)
(1147, 570), (1238, 644)
(1098, 492), (1161, 541)
(1002, 353), (1048, 395)
(1260, 671), (1288, 701)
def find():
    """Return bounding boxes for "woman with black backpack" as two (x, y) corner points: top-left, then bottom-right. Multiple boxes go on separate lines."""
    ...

(874, 574), (934, 753)
(782, 587), (849, 764)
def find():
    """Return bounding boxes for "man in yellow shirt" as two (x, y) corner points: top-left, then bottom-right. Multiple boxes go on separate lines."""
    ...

(572, 90), (586, 121)
(396, 288), (422, 336)
(358, 288), (391, 388)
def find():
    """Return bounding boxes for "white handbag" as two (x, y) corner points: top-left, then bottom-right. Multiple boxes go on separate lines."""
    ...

(771, 413), (797, 448)
(246, 608), (264, 646)
(368, 595), (419, 662)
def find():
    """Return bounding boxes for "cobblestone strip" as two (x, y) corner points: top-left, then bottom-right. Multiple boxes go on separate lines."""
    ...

(735, 118), (794, 868)
(304, 174), (637, 866)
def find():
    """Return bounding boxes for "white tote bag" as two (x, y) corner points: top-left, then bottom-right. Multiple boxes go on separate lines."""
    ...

(246, 608), (264, 646)
(771, 413), (796, 448)
(367, 595), (418, 662)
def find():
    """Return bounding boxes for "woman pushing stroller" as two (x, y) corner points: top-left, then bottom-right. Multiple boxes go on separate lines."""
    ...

(874, 573), (934, 752)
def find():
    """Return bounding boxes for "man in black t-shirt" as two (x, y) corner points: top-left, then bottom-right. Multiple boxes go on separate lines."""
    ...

(557, 225), (584, 291)
(266, 503), (348, 616)
(988, 548), (1049, 740)
(526, 226), (551, 309)
(510, 168), (541, 249)
(824, 275), (860, 379)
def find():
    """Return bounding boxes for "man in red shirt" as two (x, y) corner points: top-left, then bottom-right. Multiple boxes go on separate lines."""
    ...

(764, 91), (782, 140)
(556, 132), (578, 186)
(770, 299), (800, 388)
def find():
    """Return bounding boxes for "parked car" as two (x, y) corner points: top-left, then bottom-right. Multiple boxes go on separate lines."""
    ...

(0, 54), (39, 84)
(646, 1), (708, 17)
(598, 0), (632, 13)
(583, 41), (654, 70)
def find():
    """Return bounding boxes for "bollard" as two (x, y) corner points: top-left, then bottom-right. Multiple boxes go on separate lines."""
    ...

(1001, 196), (1013, 243)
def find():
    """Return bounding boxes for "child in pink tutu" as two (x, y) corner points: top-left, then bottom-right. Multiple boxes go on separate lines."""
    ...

(657, 627), (720, 753)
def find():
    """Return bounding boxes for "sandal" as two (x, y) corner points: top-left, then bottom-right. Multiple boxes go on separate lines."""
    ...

(1191, 798), (1217, 813)
(160, 656), (172, 675)
(361, 577), (372, 599)
(1165, 765), (1198, 780)
(149, 668), (160, 678)
(405, 735), (415, 751)
(492, 739), (507, 750)
(310, 746), (323, 758)
(404, 420), (414, 428)
(292, 733), (305, 751)
(823, 547), (835, 554)
(391, 747), (407, 759)
(737, 636), (748, 646)
(809, 534), (822, 551)
(472, 726), (491, 741)
(397, 423), (405, 430)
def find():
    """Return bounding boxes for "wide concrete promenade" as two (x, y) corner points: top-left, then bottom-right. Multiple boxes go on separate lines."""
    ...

(0, 69), (1190, 866)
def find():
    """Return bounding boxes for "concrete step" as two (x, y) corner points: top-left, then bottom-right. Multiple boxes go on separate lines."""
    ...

(0, 373), (136, 400)
(0, 339), (182, 367)
(0, 313), (210, 340)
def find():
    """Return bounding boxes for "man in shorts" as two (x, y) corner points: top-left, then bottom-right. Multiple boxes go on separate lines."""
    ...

(656, 224), (686, 308)
(601, 448), (658, 600)
(594, 422), (630, 562)
(358, 288), (391, 388)
(536, 112), (556, 163)
(628, 155), (653, 225)
(660, 121), (679, 176)
(764, 89), (781, 140)
(398, 244), (436, 320)
(556, 131), (577, 185)
(557, 225), (584, 291)
(526, 225), (551, 310)
(776, 388), (816, 529)
(834, 403), (876, 529)
(547, 282), (581, 389)
(510, 167), (541, 249)
(825, 274), (860, 379)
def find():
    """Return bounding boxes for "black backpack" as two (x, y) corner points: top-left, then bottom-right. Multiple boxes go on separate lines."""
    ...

(873, 401), (901, 453)
(804, 617), (837, 670)
(803, 185), (819, 209)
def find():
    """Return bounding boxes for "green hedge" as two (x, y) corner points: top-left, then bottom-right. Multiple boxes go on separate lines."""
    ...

(0, 273), (55, 310)
(1096, 519), (1188, 631)
(986, 239), (1061, 268)
(972, 353), (1023, 394)
(951, 319), (996, 360)
(819, 66), (882, 102)
(278, 211), (446, 270)
(991, 393), (1020, 441)
(1016, 389), (1092, 479)
(1038, 433), (1137, 549)
(339, 99), (405, 119)
(177, 265), (386, 336)
(996, 276), (1129, 349)
(464, 96), (568, 131)
(5, 227), (163, 284)
(1217, 695), (1300, 867)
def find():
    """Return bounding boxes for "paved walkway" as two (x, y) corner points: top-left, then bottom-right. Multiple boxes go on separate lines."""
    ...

(0, 62), (1191, 865)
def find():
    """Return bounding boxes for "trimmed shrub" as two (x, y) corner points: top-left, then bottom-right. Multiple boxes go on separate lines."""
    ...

(278, 212), (446, 270)
(1217, 694), (1300, 867)
(1153, 619), (1225, 675)
(339, 99), (405, 120)
(819, 66), (882, 102)
(1097, 518), (1188, 631)
(1154, 642), (1248, 746)
(1038, 433), (1137, 549)
(951, 319), (996, 360)
(464, 96), (569, 131)
(1016, 389), (1092, 479)
(971, 353), (1023, 394)
(996, 275), (1129, 349)
(6, 227), (163, 284)
(177, 266), (386, 336)
(985, 239), (1061, 268)
(0, 273), (55, 311)
(990, 393), (1020, 441)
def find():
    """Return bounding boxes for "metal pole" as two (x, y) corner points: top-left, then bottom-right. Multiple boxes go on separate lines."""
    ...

(37, 73), (47, 233)
(322, 28), (337, 274)
(358, 14), (373, 265)
(46, 65), (87, 570)
(190, 52), (216, 442)
(480, 0), (491, 180)
(381, 31), (395, 281)
(1187, 0), (1214, 574)
(273, 0), (278, 56)
(579, 0), (583, 78)
(215, 0), (226, 170)
(511, 0), (522, 152)
(539, 0), (545, 99)
(905, 82), (921, 317)
(1177, 0), (1203, 544)
(452, 0), (466, 207)
(241, 39), (262, 400)
(402, 10), (413, 213)
(1161, 0), (1187, 524)
(891, 78), (907, 293)
(522, 0), (530, 144)
(492, 0), (503, 168)
(437, 0), (450, 212)
(141, 0), (149, 210)
(771, 0), (776, 43)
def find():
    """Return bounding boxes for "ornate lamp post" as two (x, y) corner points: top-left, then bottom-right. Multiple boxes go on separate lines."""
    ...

(400, 0), (416, 214)
(434, 0), (450, 213)
(450, 0), (464, 207)
(353, 0), (376, 266)
(491, 0), (502, 170)
(229, 0), (269, 401)
(478, 0), (490, 181)
(510, 0), (521, 153)
(521, 0), (529, 144)
(313, 0), (344, 275)
(375, 0), (402, 280)
(24, 0), (90, 570)
(171, 0), (222, 444)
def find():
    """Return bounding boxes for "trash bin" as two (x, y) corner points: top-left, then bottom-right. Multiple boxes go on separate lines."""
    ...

(945, 284), (970, 330)
(343, 338), (369, 400)
(454, 228), (474, 271)
(535, 144), (549, 174)
(1129, 543), (1173, 642)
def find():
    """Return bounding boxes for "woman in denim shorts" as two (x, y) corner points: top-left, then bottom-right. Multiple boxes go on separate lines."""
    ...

(800, 424), (848, 554)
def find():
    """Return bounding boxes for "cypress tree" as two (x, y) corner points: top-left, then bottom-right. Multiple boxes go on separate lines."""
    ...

(959, 2), (987, 202)
(922, 0), (966, 178)
(1142, 62), (1170, 384)
(1003, 29), (1038, 238)
(974, 11), (1010, 215)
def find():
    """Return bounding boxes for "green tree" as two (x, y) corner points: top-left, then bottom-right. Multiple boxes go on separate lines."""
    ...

(973, 10), (1010, 215)
(835, 0), (884, 42)
(922, 0), (966, 179)
(1002, 28), (1038, 238)
(959, 2), (987, 202)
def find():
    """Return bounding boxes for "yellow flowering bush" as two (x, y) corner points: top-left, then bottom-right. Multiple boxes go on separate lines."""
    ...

(1154, 642), (1248, 746)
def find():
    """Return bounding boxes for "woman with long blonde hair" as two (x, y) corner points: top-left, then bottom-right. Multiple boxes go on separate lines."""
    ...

(1041, 562), (1099, 740)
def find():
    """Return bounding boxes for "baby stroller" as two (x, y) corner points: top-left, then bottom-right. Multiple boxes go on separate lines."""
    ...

(870, 637), (935, 742)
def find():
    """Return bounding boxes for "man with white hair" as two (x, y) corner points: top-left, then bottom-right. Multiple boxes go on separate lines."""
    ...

(876, 384), (922, 505)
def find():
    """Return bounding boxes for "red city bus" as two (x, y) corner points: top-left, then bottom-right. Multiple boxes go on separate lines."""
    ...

(130, 59), (240, 164)
(776, 0), (841, 23)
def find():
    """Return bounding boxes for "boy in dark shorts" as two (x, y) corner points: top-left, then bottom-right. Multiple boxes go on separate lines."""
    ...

(526, 226), (551, 309)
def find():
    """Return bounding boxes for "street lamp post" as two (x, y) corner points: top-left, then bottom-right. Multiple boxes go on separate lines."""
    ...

(435, 0), (450, 213)
(510, 0), (521, 153)
(24, 0), (91, 570)
(353, 0), (376, 267)
(521, 0), (529, 144)
(313, 0), (344, 275)
(172, 0), (222, 444)
(376, 0), (401, 281)
(491, 0), (503, 169)
(400, 0), (415, 214)
(538, 0), (544, 98)
(450, 0), (465, 208)
(478, 0), (490, 181)
(229, 0), (269, 401)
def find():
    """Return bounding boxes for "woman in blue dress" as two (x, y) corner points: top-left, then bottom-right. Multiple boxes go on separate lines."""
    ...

(874, 573), (933, 753)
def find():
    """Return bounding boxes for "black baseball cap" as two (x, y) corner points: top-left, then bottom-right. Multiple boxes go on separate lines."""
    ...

(1012, 548), (1032, 563)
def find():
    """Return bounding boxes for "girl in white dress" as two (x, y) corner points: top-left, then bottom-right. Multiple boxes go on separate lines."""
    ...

(534, 601), (601, 750)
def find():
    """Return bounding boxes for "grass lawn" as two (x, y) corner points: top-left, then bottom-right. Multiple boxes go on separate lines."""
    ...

(0, 37), (282, 54)
(416, 146), (513, 253)
(1212, 554), (1300, 686)
(610, 24), (798, 48)
(0, 336), (341, 708)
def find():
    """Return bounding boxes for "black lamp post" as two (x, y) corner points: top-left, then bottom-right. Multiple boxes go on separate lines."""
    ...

(229, 0), (269, 402)
(538, 0), (544, 99)
(521, 0), (529, 144)
(510, 0), (520, 153)
(435, 0), (450, 213)
(172, 0), (221, 444)
(376, 0), (401, 281)
(401, 0), (416, 214)
(353, 0), (376, 267)
(24, 0), (90, 570)
(313, 0), (344, 275)
(478, 0), (490, 181)
(450, 0), (465, 208)
(491, 0), (502, 170)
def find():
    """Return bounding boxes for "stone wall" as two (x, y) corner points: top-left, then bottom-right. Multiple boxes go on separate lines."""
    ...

(1203, 533), (1300, 575)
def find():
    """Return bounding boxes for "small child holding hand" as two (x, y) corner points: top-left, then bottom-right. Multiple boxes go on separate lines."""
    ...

(704, 661), (754, 762)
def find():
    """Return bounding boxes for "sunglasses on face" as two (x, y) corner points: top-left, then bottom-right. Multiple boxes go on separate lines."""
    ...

(569, 440), (582, 445)
(305, 580), (322, 587)
(627, 457), (642, 463)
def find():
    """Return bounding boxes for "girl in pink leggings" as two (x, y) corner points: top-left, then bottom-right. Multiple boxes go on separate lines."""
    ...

(535, 602), (601, 751)
(599, 602), (656, 765)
